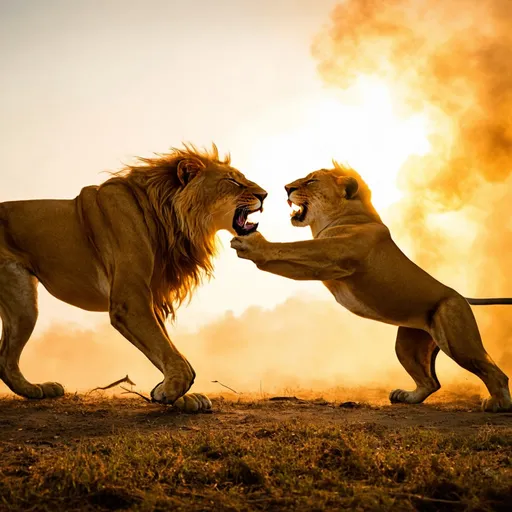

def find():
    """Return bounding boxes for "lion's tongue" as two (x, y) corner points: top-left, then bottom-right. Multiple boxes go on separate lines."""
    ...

(237, 210), (260, 230)
(236, 212), (246, 227)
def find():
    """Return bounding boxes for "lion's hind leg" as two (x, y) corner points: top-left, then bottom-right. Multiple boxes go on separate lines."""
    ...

(430, 296), (511, 412)
(390, 327), (441, 405)
(0, 262), (64, 399)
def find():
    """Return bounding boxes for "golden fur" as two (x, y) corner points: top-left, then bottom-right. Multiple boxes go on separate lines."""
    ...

(232, 163), (512, 412)
(0, 144), (267, 412)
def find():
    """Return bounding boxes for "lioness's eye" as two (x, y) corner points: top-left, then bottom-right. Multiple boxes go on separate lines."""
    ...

(306, 180), (317, 186)
(225, 178), (242, 187)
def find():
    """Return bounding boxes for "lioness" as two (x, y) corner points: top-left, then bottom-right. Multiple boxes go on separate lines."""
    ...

(0, 145), (267, 412)
(231, 163), (511, 412)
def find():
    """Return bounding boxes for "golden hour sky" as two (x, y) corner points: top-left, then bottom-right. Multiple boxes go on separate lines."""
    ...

(0, 0), (441, 335)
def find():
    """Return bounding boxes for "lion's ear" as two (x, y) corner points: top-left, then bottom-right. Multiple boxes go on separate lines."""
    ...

(336, 176), (359, 199)
(177, 158), (205, 186)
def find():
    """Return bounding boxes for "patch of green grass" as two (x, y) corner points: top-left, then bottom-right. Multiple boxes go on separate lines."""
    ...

(1, 419), (511, 511)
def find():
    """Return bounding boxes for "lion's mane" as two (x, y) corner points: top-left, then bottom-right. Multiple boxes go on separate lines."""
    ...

(108, 144), (231, 320)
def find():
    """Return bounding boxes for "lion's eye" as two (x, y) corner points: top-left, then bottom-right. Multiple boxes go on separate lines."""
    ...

(225, 178), (242, 187)
(305, 180), (317, 186)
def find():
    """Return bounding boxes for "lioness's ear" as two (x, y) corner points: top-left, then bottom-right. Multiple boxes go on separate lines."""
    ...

(177, 158), (205, 186)
(336, 176), (359, 199)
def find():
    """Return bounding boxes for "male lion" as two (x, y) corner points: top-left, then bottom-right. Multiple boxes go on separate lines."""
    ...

(231, 163), (511, 412)
(0, 144), (267, 412)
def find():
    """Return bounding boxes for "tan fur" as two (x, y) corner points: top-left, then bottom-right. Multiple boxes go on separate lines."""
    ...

(0, 144), (266, 411)
(231, 163), (511, 412)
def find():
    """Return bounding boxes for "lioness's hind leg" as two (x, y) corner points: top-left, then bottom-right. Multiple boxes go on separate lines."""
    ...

(0, 262), (64, 399)
(430, 296), (511, 412)
(390, 327), (441, 404)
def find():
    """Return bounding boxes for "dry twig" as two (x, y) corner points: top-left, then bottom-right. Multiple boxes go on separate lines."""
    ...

(211, 380), (240, 394)
(120, 386), (152, 403)
(89, 375), (136, 394)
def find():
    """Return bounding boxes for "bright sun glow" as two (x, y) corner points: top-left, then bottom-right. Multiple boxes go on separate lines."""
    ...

(250, 76), (431, 224)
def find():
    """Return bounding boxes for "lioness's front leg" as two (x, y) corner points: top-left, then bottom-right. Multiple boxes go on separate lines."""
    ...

(231, 232), (355, 281)
(109, 278), (196, 405)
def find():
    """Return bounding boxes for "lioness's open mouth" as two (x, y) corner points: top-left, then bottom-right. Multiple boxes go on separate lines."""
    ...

(288, 199), (308, 223)
(233, 207), (262, 236)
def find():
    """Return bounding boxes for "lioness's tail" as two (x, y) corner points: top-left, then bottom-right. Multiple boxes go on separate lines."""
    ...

(466, 298), (512, 305)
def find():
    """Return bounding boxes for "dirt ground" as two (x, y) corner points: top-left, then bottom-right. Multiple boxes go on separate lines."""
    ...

(1, 391), (512, 443)
(0, 390), (511, 511)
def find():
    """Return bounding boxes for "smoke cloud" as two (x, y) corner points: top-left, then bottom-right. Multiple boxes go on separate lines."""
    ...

(314, 0), (512, 201)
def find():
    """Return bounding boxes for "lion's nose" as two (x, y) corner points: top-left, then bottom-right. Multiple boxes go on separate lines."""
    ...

(285, 185), (297, 196)
(255, 192), (268, 202)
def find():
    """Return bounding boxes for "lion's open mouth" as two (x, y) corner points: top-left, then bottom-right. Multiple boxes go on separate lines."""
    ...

(233, 207), (262, 236)
(288, 199), (308, 223)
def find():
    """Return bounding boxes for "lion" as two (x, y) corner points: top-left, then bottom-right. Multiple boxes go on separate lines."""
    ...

(231, 163), (511, 412)
(0, 144), (267, 412)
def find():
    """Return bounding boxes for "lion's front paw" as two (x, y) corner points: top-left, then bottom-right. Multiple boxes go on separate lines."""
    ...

(482, 396), (512, 413)
(150, 376), (194, 405)
(173, 393), (213, 414)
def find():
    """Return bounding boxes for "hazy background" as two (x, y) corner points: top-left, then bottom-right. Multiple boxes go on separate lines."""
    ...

(1, 0), (510, 397)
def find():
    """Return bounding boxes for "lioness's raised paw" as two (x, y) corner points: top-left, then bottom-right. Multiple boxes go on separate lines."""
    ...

(230, 232), (268, 263)
(173, 393), (212, 413)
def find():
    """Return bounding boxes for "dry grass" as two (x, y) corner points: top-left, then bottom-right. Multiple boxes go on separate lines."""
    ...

(0, 391), (511, 511)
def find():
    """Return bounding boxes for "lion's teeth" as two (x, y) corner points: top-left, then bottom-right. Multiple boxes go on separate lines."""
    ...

(291, 203), (301, 213)
(246, 210), (261, 225)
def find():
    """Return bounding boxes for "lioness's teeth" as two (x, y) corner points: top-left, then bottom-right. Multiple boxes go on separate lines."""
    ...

(289, 202), (305, 218)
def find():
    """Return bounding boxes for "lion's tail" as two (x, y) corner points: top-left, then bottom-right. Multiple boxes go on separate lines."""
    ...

(465, 297), (512, 305)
